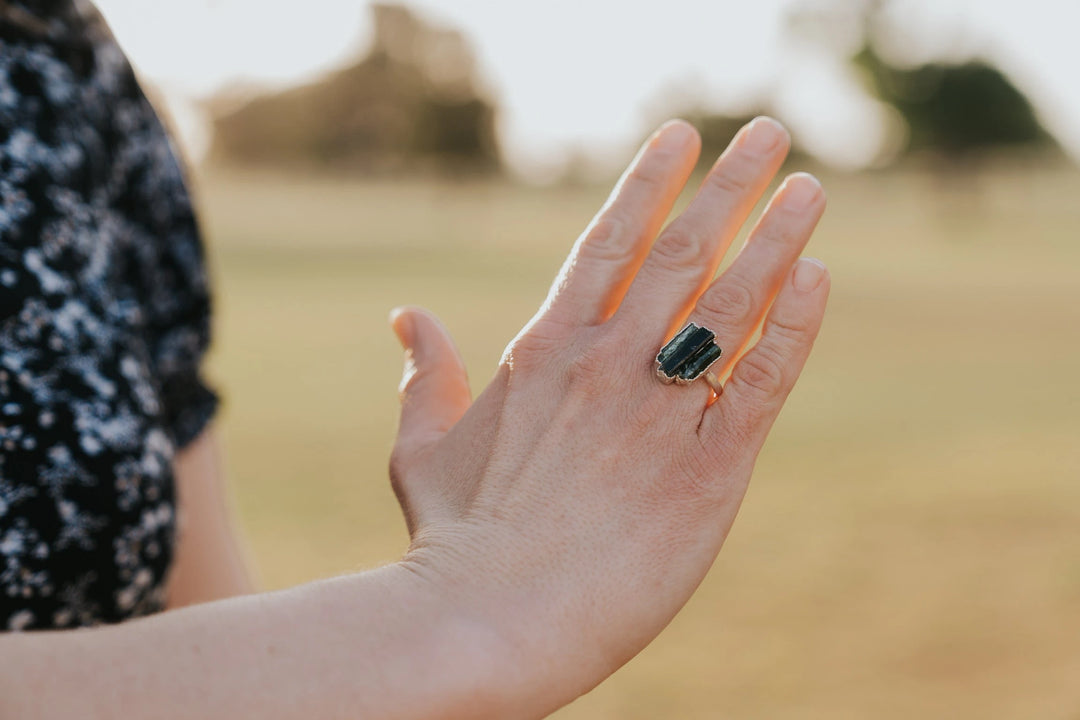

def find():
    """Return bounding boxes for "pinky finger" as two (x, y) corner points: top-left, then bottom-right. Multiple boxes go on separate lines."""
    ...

(702, 257), (830, 450)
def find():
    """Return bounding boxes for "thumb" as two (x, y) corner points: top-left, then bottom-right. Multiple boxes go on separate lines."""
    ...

(390, 306), (472, 456)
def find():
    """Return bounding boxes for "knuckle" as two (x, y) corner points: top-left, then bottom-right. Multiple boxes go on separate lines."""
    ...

(705, 163), (753, 195)
(501, 339), (545, 376)
(734, 343), (788, 400)
(696, 282), (756, 330)
(502, 322), (567, 374)
(652, 226), (708, 269)
(758, 206), (816, 247)
(578, 216), (631, 264)
(626, 161), (665, 190)
(770, 312), (813, 339)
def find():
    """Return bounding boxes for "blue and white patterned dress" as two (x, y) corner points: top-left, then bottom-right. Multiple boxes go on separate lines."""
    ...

(0, 0), (217, 630)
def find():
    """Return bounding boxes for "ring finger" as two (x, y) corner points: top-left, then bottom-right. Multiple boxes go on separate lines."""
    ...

(679, 172), (826, 404)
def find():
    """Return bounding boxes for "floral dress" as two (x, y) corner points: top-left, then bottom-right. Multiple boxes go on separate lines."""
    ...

(0, 0), (217, 630)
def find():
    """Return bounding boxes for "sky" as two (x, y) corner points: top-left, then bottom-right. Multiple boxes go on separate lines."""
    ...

(92, 0), (1080, 177)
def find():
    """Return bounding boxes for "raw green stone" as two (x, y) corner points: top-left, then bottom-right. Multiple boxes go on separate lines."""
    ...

(677, 342), (722, 380)
(656, 323), (700, 370)
(656, 323), (715, 377)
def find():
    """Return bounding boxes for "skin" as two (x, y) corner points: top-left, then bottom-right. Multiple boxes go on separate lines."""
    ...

(0, 116), (830, 719)
(165, 429), (254, 608)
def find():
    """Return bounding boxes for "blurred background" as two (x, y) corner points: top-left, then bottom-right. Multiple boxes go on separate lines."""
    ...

(99, 0), (1078, 716)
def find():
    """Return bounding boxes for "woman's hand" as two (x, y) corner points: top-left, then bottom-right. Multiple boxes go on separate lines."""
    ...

(0, 117), (827, 720)
(388, 117), (830, 715)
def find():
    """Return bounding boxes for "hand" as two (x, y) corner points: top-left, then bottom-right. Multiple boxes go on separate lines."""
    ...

(388, 117), (829, 716)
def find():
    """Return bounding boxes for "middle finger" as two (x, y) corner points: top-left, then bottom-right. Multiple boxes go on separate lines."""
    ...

(611, 117), (790, 343)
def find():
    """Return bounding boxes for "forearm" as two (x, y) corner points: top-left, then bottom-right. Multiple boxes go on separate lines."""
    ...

(1, 564), (517, 720)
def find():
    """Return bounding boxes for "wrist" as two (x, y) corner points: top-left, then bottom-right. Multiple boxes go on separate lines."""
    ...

(383, 558), (535, 719)
(397, 539), (610, 719)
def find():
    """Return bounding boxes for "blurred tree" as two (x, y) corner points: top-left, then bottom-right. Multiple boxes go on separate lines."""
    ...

(853, 44), (1057, 163)
(788, 0), (1059, 166)
(209, 3), (500, 175)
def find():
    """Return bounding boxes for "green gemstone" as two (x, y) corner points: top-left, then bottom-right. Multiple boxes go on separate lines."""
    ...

(677, 342), (722, 380)
(657, 323), (714, 377)
(656, 323), (700, 370)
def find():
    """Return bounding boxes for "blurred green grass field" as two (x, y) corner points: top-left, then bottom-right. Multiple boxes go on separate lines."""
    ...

(193, 161), (1080, 719)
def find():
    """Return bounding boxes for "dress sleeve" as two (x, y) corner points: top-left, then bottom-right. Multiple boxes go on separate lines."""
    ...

(136, 172), (220, 451)
(86, 8), (220, 449)
(0, 1), (218, 450)
(116, 92), (220, 449)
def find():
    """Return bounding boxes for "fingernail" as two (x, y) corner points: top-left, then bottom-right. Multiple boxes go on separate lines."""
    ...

(792, 258), (827, 292)
(389, 307), (412, 347)
(657, 119), (695, 149)
(782, 172), (823, 210)
(741, 116), (787, 154)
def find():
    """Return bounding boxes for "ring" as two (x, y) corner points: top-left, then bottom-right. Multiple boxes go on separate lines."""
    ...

(655, 322), (723, 387)
(703, 371), (723, 396)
